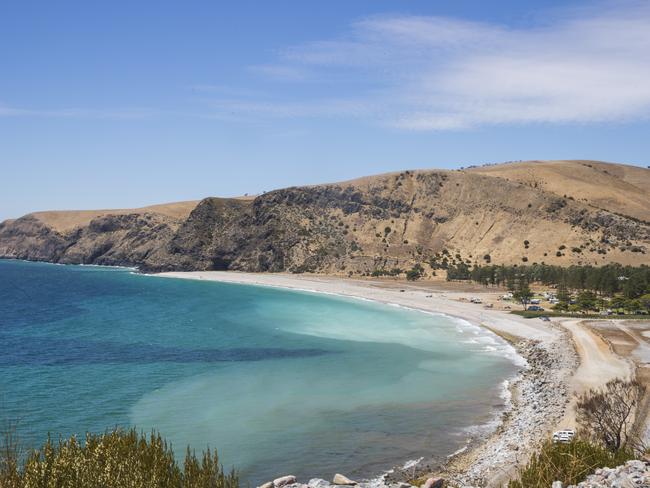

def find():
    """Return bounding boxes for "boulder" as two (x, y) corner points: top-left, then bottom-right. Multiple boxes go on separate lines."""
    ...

(274, 476), (297, 488)
(258, 483), (273, 488)
(422, 478), (444, 488)
(308, 479), (332, 488)
(332, 474), (357, 486)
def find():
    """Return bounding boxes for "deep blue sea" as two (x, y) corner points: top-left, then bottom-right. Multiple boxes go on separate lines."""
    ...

(0, 260), (520, 483)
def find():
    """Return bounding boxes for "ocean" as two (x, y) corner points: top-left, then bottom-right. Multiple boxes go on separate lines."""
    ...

(0, 259), (520, 483)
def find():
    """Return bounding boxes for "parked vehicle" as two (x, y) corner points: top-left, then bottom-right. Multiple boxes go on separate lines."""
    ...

(552, 430), (575, 444)
(528, 305), (545, 311)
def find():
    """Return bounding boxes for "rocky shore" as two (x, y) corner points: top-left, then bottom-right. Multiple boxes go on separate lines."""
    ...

(410, 330), (577, 487)
(252, 326), (578, 488)
(260, 457), (650, 488)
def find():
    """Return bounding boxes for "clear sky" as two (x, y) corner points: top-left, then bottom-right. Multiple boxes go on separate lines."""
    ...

(1, 0), (649, 221)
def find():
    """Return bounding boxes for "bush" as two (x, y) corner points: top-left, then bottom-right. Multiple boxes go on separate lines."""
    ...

(406, 264), (424, 281)
(508, 439), (634, 488)
(1, 428), (238, 488)
(576, 379), (645, 451)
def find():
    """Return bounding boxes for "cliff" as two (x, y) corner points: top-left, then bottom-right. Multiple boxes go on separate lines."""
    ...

(1, 161), (648, 275)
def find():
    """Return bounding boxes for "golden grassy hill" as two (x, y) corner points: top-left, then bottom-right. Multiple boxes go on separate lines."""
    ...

(1, 160), (648, 273)
(468, 160), (650, 221)
(28, 200), (200, 233)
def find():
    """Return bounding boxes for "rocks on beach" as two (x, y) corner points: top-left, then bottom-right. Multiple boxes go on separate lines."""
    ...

(444, 333), (578, 487)
(259, 475), (426, 488)
(273, 475), (297, 488)
(563, 458), (650, 487)
(421, 478), (443, 488)
(332, 474), (357, 485)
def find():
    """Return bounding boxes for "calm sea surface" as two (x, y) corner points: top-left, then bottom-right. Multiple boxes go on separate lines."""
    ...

(0, 260), (520, 483)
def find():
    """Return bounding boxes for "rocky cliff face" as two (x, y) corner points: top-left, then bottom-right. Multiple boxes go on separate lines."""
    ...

(1, 161), (649, 275)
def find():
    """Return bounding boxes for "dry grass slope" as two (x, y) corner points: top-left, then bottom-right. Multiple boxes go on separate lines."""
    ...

(469, 160), (650, 221)
(29, 200), (200, 233)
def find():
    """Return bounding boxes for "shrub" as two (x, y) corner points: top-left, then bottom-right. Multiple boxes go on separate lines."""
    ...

(508, 439), (634, 488)
(406, 264), (424, 281)
(1, 428), (238, 488)
(576, 379), (645, 451)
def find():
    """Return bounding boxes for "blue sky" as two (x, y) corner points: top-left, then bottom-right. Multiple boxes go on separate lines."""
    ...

(1, 0), (649, 221)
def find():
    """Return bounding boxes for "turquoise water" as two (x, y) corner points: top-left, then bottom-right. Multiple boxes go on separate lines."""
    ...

(0, 260), (519, 483)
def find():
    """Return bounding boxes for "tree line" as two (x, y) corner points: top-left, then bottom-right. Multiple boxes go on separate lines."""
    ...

(446, 263), (650, 299)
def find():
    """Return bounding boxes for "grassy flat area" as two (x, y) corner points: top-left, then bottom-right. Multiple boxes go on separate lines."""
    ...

(511, 310), (649, 320)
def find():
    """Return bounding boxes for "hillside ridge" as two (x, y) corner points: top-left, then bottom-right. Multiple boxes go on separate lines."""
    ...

(1, 160), (648, 275)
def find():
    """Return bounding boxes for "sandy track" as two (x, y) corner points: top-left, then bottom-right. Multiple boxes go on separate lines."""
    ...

(556, 320), (633, 429)
(562, 319), (632, 392)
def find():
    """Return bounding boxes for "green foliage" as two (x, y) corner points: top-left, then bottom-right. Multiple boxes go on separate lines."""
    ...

(513, 282), (533, 309)
(405, 264), (424, 281)
(508, 439), (634, 488)
(576, 290), (598, 311)
(446, 262), (470, 280)
(448, 263), (649, 298)
(1, 429), (238, 488)
(371, 268), (402, 277)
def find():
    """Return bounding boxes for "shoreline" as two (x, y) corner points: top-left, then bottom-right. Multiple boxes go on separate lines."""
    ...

(152, 271), (577, 487)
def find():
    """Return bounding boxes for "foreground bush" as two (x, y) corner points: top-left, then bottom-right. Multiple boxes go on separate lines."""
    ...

(0, 428), (238, 488)
(508, 439), (634, 488)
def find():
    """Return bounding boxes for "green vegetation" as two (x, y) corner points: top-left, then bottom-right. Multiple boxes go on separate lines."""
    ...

(0, 428), (238, 488)
(513, 282), (533, 310)
(371, 268), (402, 277)
(445, 263), (650, 314)
(405, 264), (424, 281)
(508, 439), (634, 488)
(512, 310), (649, 320)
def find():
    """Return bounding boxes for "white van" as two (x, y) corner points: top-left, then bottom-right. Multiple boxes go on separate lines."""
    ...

(552, 430), (575, 444)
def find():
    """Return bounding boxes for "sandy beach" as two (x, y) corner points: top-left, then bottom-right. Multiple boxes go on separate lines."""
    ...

(155, 271), (642, 487)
